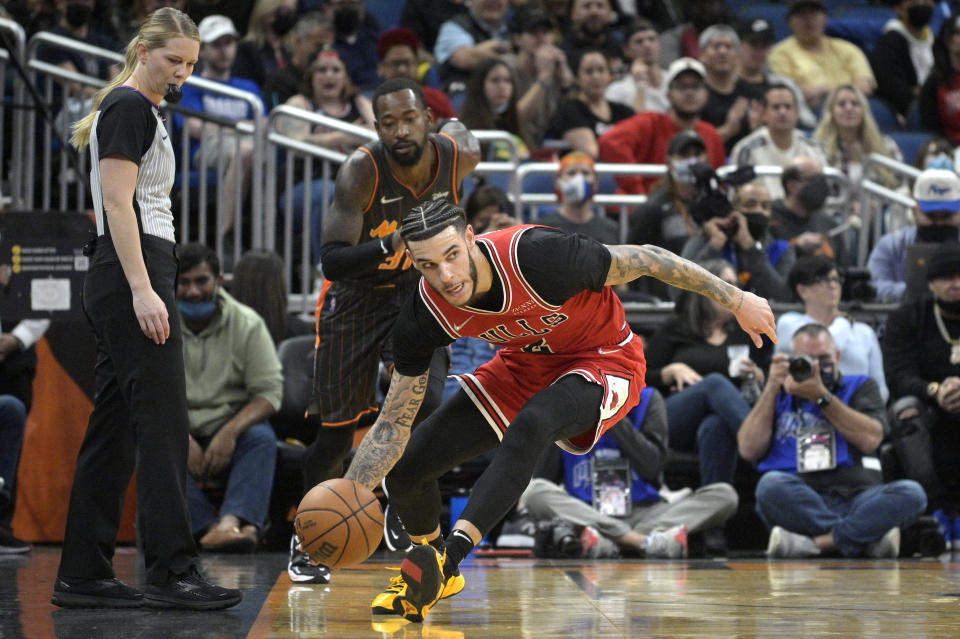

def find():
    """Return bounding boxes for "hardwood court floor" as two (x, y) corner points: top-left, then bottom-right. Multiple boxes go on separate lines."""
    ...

(5, 548), (960, 638)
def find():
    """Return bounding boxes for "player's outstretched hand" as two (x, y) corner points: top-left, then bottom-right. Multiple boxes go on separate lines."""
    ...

(734, 291), (777, 348)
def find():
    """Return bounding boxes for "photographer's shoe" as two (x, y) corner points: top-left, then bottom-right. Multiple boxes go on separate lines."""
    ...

(142, 567), (242, 610)
(865, 527), (900, 559)
(766, 526), (820, 559)
(51, 577), (143, 608)
(643, 525), (687, 559)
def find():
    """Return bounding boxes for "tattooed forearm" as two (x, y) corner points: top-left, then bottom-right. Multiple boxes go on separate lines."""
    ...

(344, 371), (428, 491)
(605, 244), (744, 311)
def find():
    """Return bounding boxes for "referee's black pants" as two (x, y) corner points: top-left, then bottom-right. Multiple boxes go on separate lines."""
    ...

(58, 236), (197, 585)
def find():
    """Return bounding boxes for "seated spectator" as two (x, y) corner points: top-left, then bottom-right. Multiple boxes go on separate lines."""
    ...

(458, 58), (532, 160)
(537, 152), (619, 243)
(884, 243), (960, 530)
(519, 387), (738, 558)
(604, 18), (668, 114)
(599, 57), (725, 194)
(914, 136), (955, 169)
(400, 0), (469, 54)
(177, 244), (283, 552)
(768, 0), (876, 109)
(813, 84), (904, 214)
(919, 13), (960, 145)
(644, 260), (766, 505)
(36, 0), (120, 81)
(776, 256), (889, 401)
(868, 169), (960, 302)
(559, 0), (624, 75)
(507, 5), (573, 149)
(179, 15), (267, 242)
(628, 130), (709, 274)
(262, 13), (332, 109)
(658, 0), (733, 65)
(730, 84), (827, 201)
(737, 18), (817, 130)
(377, 28), (457, 120)
(739, 324), (926, 558)
(698, 24), (763, 153)
(682, 181), (796, 301)
(769, 156), (839, 259)
(324, 0), (380, 89)
(545, 50), (634, 158)
(870, 0), (935, 120)
(230, 249), (313, 346)
(275, 49), (375, 260)
(435, 0), (511, 94)
(234, 0), (296, 91)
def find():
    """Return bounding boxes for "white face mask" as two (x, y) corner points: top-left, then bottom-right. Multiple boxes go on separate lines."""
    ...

(670, 157), (700, 185)
(558, 173), (593, 204)
(490, 101), (509, 115)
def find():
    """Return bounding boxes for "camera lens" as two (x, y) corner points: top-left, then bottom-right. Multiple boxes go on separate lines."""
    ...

(788, 356), (813, 382)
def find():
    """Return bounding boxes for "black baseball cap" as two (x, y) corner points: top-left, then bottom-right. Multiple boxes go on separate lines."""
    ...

(667, 130), (706, 156)
(788, 0), (827, 17)
(739, 18), (776, 45)
(927, 243), (960, 281)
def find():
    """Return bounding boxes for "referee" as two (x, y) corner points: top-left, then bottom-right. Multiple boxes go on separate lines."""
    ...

(52, 8), (240, 610)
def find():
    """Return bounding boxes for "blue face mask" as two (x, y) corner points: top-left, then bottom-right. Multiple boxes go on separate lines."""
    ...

(178, 298), (217, 321)
(558, 173), (594, 205)
(926, 154), (954, 171)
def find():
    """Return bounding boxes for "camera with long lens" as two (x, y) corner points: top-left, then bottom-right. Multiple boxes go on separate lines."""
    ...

(788, 355), (816, 382)
(687, 163), (757, 226)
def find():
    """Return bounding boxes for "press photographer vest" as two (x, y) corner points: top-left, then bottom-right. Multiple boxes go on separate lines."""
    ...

(561, 388), (661, 505)
(759, 375), (868, 473)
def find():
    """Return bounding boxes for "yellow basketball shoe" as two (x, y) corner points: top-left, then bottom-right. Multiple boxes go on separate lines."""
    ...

(397, 545), (446, 622)
(371, 562), (465, 617)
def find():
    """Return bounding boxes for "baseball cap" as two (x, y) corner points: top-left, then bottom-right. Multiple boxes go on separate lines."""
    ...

(198, 15), (238, 44)
(926, 243), (960, 281)
(664, 57), (706, 88)
(787, 0), (827, 17)
(913, 169), (960, 214)
(739, 19), (776, 46)
(378, 27), (420, 59)
(667, 130), (706, 156)
(509, 5), (555, 34)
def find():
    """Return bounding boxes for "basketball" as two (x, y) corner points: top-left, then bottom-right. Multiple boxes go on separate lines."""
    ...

(294, 478), (384, 569)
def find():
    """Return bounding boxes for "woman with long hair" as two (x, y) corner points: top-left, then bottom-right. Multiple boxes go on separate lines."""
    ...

(230, 250), (312, 346)
(53, 7), (241, 610)
(234, 0), (296, 89)
(459, 57), (531, 160)
(919, 13), (960, 145)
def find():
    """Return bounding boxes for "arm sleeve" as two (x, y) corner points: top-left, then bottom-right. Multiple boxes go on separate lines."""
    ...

(863, 325), (889, 403)
(514, 227), (612, 306)
(319, 237), (394, 281)
(882, 304), (929, 401)
(738, 246), (793, 302)
(96, 95), (154, 164)
(841, 40), (876, 88)
(434, 21), (473, 65)
(605, 390), (668, 483)
(10, 319), (51, 350)
(870, 32), (916, 116)
(866, 235), (907, 303)
(847, 378), (888, 433)
(598, 116), (648, 194)
(393, 294), (455, 376)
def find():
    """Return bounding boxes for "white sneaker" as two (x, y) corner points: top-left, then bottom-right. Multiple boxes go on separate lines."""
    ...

(643, 525), (687, 559)
(287, 534), (332, 583)
(865, 527), (900, 559)
(766, 526), (820, 559)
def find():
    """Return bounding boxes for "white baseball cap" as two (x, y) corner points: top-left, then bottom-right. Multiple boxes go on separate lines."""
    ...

(198, 15), (238, 44)
(913, 168), (960, 214)
(664, 57), (706, 89)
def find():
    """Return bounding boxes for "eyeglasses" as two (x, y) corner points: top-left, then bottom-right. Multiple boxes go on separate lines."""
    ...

(810, 275), (844, 286)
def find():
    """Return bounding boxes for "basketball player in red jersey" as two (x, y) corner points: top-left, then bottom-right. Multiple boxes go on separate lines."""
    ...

(341, 198), (778, 622)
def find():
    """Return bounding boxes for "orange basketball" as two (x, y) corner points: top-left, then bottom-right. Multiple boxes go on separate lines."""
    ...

(294, 478), (384, 569)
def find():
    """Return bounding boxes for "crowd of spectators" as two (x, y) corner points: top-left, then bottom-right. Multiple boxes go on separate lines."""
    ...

(7, 0), (960, 559)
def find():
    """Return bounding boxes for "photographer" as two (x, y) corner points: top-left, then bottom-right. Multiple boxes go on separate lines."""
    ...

(682, 181), (795, 301)
(739, 324), (926, 558)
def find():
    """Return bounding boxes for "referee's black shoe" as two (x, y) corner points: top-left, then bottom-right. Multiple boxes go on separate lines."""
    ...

(142, 566), (242, 610)
(51, 577), (144, 608)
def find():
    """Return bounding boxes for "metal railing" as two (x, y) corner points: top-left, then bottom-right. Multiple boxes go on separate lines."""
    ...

(0, 18), (27, 208)
(857, 153), (921, 266)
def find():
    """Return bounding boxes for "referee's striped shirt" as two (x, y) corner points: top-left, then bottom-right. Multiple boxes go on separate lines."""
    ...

(89, 86), (176, 242)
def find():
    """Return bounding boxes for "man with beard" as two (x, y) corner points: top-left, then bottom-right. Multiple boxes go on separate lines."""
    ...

(288, 77), (481, 584)
(559, 0), (623, 74)
(868, 169), (960, 302)
(342, 198), (776, 622)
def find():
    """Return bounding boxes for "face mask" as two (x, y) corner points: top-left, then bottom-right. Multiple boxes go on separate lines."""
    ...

(333, 7), (361, 34)
(272, 7), (297, 37)
(65, 3), (93, 29)
(907, 4), (934, 28)
(743, 212), (769, 241)
(917, 223), (960, 243)
(490, 101), (509, 115)
(164, 83), (183, 104)
(178, 298), (217, 321)
(558, 173), (594, 205)
(797, 176), (829, 211)
(669, 157), (700, 186)
(925, 153), (953, 171)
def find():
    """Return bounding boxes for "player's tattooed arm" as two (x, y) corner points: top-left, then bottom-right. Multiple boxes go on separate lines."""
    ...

(344, 370), (429, 491)
(604, 244), (778, 347)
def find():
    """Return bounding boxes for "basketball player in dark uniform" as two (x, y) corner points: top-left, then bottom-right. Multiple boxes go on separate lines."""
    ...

(289, 78), (481, 583)
(339, 199), (777, 622)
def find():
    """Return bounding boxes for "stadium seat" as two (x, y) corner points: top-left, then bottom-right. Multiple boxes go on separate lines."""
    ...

(737, 4), (791, 42)
(869, 97), (899, 132)
(826, 6), (895, 55)
(888, 131), (935, 166)
(365, 0), (406, 31)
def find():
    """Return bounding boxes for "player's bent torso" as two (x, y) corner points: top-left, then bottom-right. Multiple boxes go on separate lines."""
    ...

(348, 132), (461, 289)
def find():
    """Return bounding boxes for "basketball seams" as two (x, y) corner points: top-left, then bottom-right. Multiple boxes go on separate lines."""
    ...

(296, 479), (384, 568)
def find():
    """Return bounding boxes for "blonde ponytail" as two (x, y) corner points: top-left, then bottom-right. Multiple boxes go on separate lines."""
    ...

(70, 7), (199, 150)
